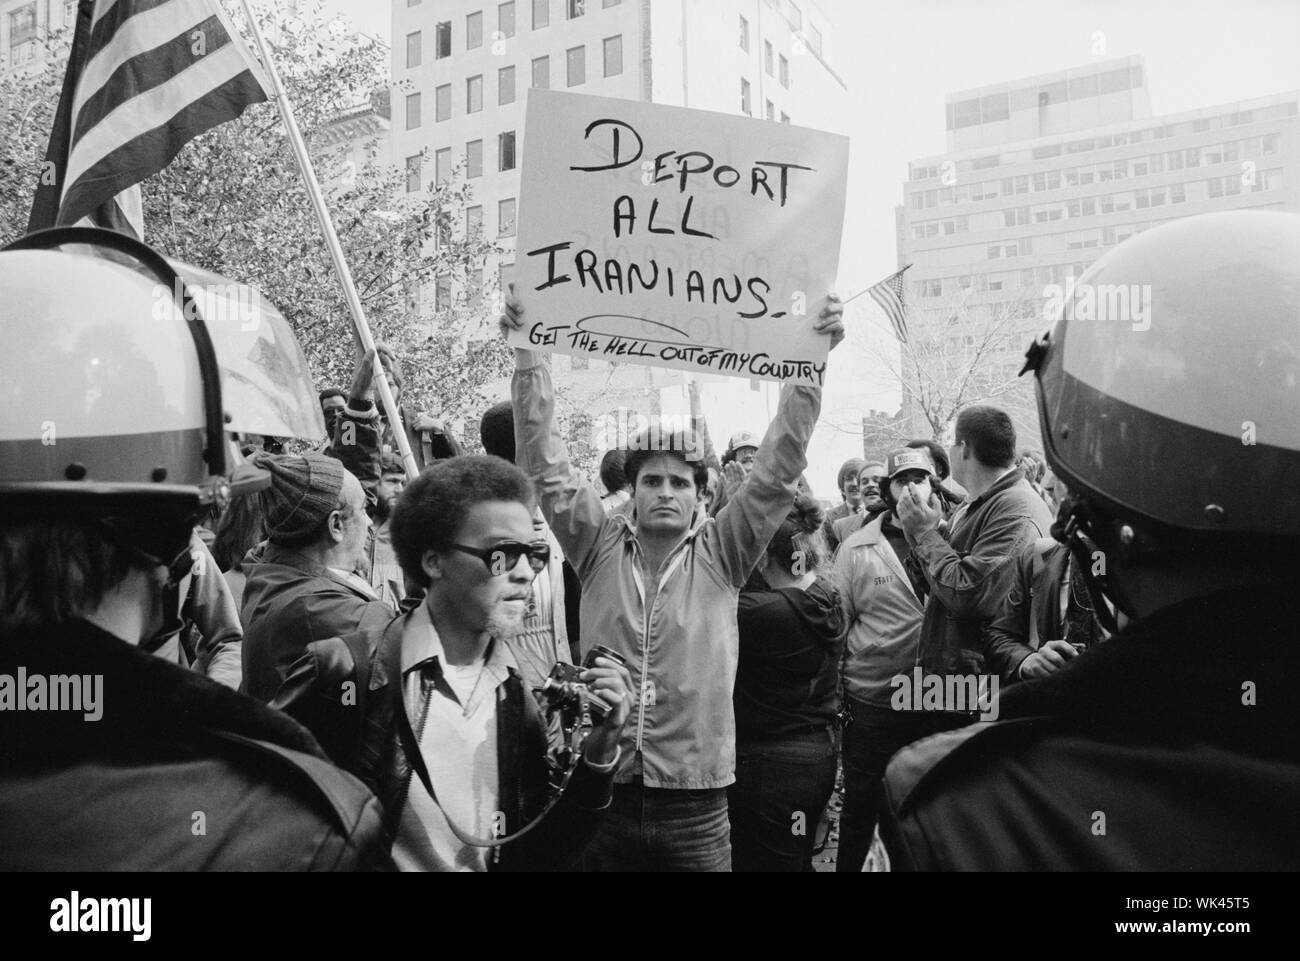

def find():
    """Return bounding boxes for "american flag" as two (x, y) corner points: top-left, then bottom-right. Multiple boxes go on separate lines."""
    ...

(867, 265), (912, 344)
(28, 0), (272, 239)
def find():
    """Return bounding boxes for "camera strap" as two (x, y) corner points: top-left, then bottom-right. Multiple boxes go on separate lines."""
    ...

(395, 672), (586, 849)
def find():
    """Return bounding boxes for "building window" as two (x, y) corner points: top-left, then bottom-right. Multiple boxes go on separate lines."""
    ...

(953, 98), (980, 129)
(780, 112), (790, 124)
(499, 66), (516, 104)
(467, 75), (483, 113)
(405, 92), (421, 129)
(1098, 68), (1130, 94)
(808, 22), (823, 56)
(789, 2), (803, 31)
(779, 54), (789, 88)
(532, 55), (549, 88)
(603, 35), (622, 77)
(499, 1), (516, 38)
(739, 15), (749, 51)
(981, 93), (1009, 123)
(533, 0), (549, 29)
(741, 78), (751, 116)
(765, 100), (774, 121)
(436, 21), (452, 58)
(499, 198), (517, 237)
(1068, 74), (1098, 100)
(467, 140), (483, 179)
(436, 275), (451, 310)
(406, 31), (422, 69)
(436, 147), (452, 184)
(436, 83), (451, 121)
(405, 154), (422, 193)
(499, 131), (516, 170)
(566, 45), (585, 86)
(467, 11), (483, 49)
(764, 40), (773, 75)
(567, 0), (585, 19)
(467, 205), (483, 239)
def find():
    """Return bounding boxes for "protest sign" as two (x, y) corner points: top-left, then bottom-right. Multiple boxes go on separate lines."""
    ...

(508, 89), (850, 387)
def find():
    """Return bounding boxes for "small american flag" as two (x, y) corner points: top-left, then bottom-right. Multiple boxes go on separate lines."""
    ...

(28, 0), (271, 239)
(867, 265), (912, 344)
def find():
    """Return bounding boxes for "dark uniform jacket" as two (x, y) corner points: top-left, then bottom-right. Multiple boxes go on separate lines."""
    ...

(271, 609), (614, 871)
(0, 619), (390, 871)
(878, 585), (1300, 870)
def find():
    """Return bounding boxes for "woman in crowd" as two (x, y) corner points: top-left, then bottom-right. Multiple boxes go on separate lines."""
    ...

(729, 491), (847, 872)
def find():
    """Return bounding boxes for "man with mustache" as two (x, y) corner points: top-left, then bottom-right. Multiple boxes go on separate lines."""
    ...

(273, 456), (633, 871)
(830, 461), (890, 553)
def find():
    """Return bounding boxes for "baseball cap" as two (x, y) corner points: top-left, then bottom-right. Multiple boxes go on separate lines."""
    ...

(886, 447), (937, 480)
(727, 431), (760, 454)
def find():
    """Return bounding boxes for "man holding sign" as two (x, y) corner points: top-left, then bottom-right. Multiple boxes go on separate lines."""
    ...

(502, 287), (842, 871)
(501, 90), (849, 870)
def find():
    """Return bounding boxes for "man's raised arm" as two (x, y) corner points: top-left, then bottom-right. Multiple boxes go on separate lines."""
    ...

(713, 296), (844, 587)
(506, 296), (609, 576)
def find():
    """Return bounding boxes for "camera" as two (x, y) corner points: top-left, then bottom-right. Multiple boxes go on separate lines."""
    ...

(533, 645), (627, 724)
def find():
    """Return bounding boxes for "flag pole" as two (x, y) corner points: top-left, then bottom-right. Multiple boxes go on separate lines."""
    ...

(235, 0), (420, 479)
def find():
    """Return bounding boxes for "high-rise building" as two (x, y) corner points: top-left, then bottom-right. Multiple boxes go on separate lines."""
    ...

(391, 0), (847, 437)
(899, 55), (1299, 444)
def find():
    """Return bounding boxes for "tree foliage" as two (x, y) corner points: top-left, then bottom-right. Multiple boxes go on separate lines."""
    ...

(0, 0), (512, 436)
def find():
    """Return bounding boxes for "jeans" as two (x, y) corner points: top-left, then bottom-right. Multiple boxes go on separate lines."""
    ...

(580, 780), (732, 872)
(728, 728), (838, 872)
(836, 698), (967, 873)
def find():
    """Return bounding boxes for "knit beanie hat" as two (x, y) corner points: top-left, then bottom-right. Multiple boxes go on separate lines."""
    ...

(256, 452), (346, 546)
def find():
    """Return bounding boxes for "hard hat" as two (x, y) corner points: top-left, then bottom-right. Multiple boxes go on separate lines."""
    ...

(1022, 210), (1300, 548)
(0, 227), (234, 563)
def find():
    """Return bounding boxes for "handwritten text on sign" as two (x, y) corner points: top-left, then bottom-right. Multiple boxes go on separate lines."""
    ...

(509, 90), (849, 386)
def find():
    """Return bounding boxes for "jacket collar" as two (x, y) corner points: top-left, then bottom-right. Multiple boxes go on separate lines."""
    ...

(251, 542), (380, 601)
(964, 468), (1026, 513)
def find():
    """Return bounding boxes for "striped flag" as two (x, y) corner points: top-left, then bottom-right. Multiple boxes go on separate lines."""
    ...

(28, 0), (272, 240)
(867, 265), (912, 344)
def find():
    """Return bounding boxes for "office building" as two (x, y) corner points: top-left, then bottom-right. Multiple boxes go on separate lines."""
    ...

(899, 55), (1298, 443)
(391, 0), (847, 434)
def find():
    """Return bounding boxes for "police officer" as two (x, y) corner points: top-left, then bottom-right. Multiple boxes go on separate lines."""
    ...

(875, 210), (1300, 871)
(0, 228), (390, 870)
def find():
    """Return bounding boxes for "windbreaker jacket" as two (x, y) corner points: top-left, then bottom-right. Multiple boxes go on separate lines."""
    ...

(512, 353), (820, 789)
(833, 514), (926, 708)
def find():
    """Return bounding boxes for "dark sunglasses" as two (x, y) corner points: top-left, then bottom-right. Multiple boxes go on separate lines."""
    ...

(448, 540), (550, 575)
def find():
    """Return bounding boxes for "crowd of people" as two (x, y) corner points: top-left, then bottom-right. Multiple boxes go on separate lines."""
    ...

(2, 210), (1298, 872)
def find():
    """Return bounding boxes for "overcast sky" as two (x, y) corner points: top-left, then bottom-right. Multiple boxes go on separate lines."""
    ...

(319, 0), (1298, 483)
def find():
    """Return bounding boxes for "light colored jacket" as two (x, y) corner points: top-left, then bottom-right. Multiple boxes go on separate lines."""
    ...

(512, 353), (820, 789)
(833, 515), (924, 708)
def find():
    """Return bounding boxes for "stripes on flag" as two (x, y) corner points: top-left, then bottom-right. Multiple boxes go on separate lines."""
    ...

(28, 0), (271, 240)
(867, 265), (912, 344)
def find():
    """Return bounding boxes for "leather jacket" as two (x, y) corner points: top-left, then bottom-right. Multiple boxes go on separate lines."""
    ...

(272, 610), (614, 871)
